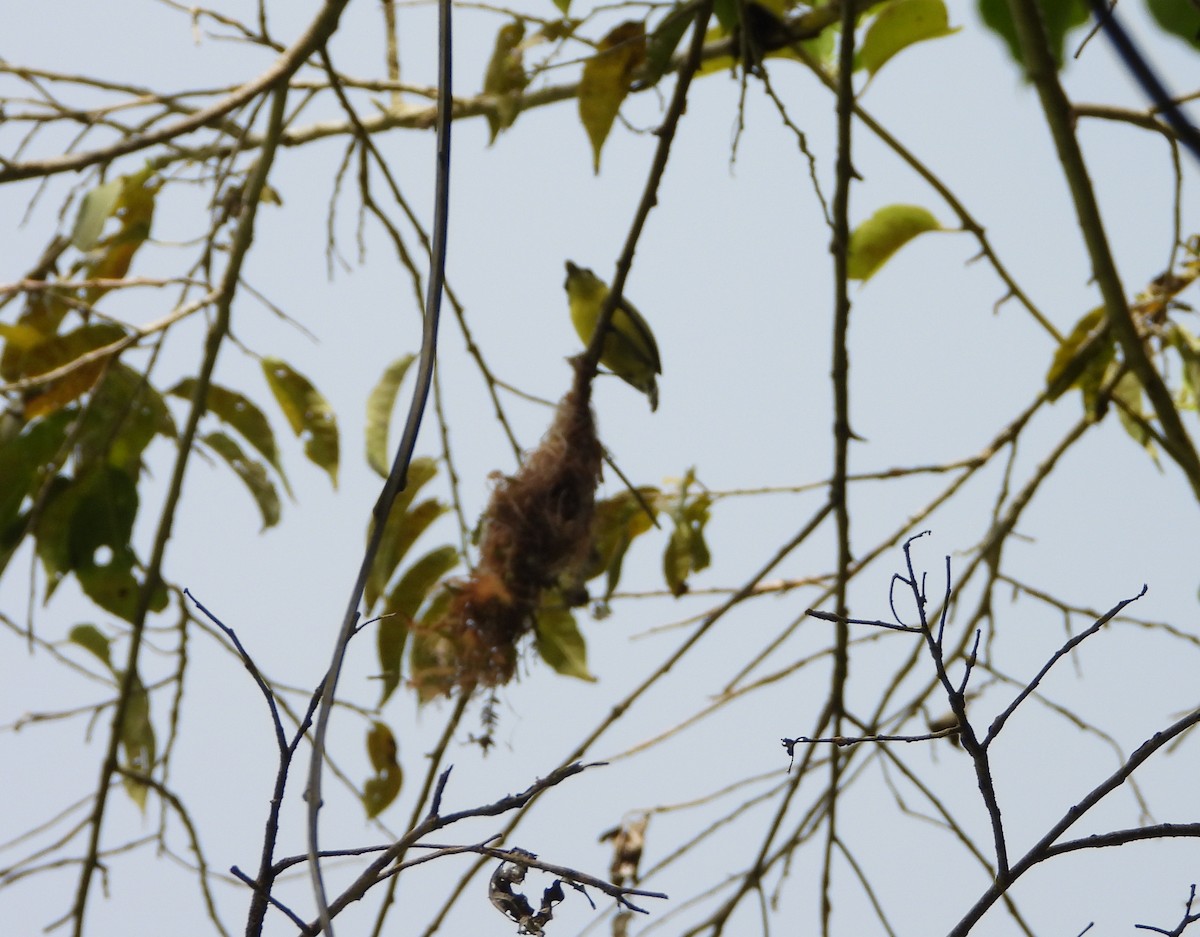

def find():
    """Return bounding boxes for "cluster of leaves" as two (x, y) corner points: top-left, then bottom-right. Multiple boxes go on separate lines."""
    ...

(0, 169), (345, 800)
(481, 0), (968, 171)
(480, 0), (1200, 182)
(1045, 236), (1200, 457)
(357, 361), (715, 815)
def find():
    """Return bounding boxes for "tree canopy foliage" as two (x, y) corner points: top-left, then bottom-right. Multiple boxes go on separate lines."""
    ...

(2, 1), (1200, 936)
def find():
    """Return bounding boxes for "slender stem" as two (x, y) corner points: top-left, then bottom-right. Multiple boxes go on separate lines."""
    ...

(822, 2), (856, 932)
(70, 82), (291, 937)
(1005, 0), (1200, 498)
(304, 0), (453, 929)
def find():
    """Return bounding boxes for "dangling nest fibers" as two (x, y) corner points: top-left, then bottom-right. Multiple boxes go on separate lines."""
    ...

(417, 359), (602, 696)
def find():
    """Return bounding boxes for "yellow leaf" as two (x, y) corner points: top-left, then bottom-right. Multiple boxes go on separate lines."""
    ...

(363, 721), (403, 817)
(579, 22), (646, 173)
(847, 204), (941, 281)
(857, 0), (959, 77)
(483, 20), (528, 143)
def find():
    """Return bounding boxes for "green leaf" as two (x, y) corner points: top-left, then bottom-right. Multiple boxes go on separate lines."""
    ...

(1112, 372), (1158, 462)
(535, 603), (595, 681)
(363, 721), (403, 818)
(68, 623), (113, 670)
(482, 21), (529, 143)
(644, 3), (697, 87)
(378, 544), (460, 705)
(71, 179), (124, 251)
(169, 379), (287, 492)
(977, 0), (1088, 69)
(662, 472), (712, 597)
(78, 364), (176, 474)
(1045, 306), (1112, 403)
(846, 204), (941, 281)
(584, 487), (659, 602)
(203, 432), (282, 530)
(35, 465), (166, 620)
(857, 0), (959, 77)
(712, 0), (740, 33)
(261, 357), (339, 488)
(119, 670), (156, 810)
(77, 544), (168, 622)
(1168, 324), (1200, 409)
(551, 0), (571, 16)
(1147, 0), (1200, 50)
(365, 457), (441, 609)
(579, 22), (647, 173)
(365, 355), (416, 478)
(0, 409), (72, 538)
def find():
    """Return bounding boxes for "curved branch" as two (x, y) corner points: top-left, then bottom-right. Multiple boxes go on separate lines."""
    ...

(0, 1), (352, 183)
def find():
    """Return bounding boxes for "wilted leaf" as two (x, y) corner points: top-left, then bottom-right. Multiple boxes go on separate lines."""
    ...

(0, 292), (72, 382)
(19, 323), (128, 419)
(977, 0), (1088, 70)
(81, 168), (160, 301)
(71, 179), (124, 251)
(378, 544), (460, 705)
(261, 357), (339, 488)
(483, 21), (529, 142)
(203, 431), (282, 530)
(68, 623), (113, 670)
(857, 0), (959, 77)
(579, 22), (646, 173)
(846, 204), (941, 281)
(660, 469), (711, 597)
(535, 603), (595, 681)
(365, 457), (441, 609)
(170, 379), (287, 490)
(365, 355), (416, 478)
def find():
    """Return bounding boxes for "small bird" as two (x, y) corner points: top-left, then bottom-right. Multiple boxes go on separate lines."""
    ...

(564, 261), (662, 411)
